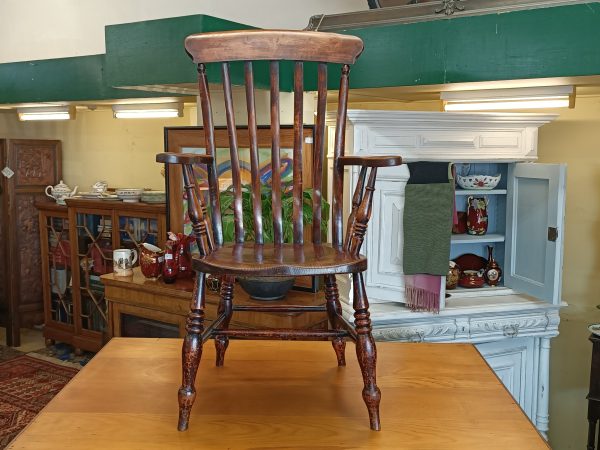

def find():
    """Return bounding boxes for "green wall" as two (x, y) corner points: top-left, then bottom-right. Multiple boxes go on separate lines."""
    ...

(2, 4), (600, 104)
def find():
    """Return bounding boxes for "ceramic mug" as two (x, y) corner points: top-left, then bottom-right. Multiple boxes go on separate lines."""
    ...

(113, 248), (138, 277)
(140, 243), (164, 279)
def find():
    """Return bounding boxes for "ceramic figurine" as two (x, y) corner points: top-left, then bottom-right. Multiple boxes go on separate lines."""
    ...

(91, 180), (108, 194)
(466, 196), (488, 235)
(484, 245), (502, 286)
(446, 261), (461, 290)
(45, 180), (78, 205)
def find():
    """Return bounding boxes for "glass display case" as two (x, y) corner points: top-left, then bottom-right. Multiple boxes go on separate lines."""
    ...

(37, 198), (166, 352)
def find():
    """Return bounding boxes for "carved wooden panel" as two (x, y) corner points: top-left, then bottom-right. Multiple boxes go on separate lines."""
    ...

(1, 139), (61, 344)
(0, 141), (5, 325)
(16, 195), (43, 318)
(13, 143), (59, 187)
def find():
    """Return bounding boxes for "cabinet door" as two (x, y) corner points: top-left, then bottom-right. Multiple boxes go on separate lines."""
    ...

(364, 163), (410, 303)
(476, 337), (535, 418)
(505, 163), (566, 303)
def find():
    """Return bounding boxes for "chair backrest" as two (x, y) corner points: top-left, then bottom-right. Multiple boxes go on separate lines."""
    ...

(184, 29), (364, 249)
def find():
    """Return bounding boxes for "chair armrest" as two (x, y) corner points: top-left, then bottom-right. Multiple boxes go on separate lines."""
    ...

(338, 155), (402, 167)
(156, 152), (214, 165)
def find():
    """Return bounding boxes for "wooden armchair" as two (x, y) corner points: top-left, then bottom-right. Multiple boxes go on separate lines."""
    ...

(156, 30), (402, 431)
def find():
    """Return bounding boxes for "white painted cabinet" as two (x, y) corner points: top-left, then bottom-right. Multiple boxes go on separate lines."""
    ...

(326, 110), (563, 438)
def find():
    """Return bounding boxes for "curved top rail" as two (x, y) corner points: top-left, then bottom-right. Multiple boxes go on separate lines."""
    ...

(185, 30), (364, 65)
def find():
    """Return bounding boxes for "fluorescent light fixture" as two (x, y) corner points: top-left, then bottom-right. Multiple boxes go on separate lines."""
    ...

(441, 86), (574, 111)
(112, 103), (183, 119)
(17, 105), (75, 121)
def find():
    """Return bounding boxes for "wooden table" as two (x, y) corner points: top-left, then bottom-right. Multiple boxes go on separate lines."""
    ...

(8, 338), (547, 449)
(101, 268), (328, 338)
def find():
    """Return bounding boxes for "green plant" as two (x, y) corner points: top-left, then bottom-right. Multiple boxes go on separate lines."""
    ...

(219, 183), (329, 244)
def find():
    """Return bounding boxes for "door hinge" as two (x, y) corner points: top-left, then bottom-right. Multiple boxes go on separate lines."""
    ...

(548, 227), (559, 242)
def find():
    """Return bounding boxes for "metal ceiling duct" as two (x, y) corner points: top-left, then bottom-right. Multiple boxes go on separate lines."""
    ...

(307, 0), (591, 31)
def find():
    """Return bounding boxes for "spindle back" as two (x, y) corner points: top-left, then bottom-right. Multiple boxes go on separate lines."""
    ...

(184, 30), (364, 248)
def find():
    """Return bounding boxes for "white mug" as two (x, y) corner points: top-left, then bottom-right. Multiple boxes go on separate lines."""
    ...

(113, 248), (138, 277)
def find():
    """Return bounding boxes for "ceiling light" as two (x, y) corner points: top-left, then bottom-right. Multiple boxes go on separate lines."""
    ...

(112, 103), (183, 119)
(441, 86), (574, 112)
(17, 106), (75, 121)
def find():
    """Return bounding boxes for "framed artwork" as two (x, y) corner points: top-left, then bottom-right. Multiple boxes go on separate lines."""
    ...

(163, 125), (318, 292)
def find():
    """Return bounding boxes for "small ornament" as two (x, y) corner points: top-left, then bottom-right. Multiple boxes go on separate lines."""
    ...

(484, 245), (502, 286)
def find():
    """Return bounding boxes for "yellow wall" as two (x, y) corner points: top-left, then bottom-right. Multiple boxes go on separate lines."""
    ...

(0, 105), (196, 191)
(536, 95), (600, 450)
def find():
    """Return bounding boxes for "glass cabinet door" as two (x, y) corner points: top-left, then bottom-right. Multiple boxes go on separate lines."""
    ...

(75, 212), (112, 333)
(118, 215), (160, 258)
(45, 215), (74, 326)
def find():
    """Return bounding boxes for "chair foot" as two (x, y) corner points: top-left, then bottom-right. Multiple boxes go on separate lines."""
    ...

(177, 387), (194, 431)
(332, 338), (346, 366)
(215, 336), (229, 367)
(356, 333), (381, 431)
(178, 333), (203, 430)
(325, 275), (346, 367)
(213, 276), (234, 366)
(352, 272), (381, 431)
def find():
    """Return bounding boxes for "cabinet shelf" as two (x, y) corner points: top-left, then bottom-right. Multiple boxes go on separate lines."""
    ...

(455, 189), (507, 196)
(451, 233), (505, 244)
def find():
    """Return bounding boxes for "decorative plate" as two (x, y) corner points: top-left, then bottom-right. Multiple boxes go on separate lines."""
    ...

(453, 253), (487, 271)
(77, 191), (101, 199)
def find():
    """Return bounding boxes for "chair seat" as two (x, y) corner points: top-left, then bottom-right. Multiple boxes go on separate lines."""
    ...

(192, 243), (367, 277)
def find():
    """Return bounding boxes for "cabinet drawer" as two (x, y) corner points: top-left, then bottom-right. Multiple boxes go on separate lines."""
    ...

(362, 127), (527, 161)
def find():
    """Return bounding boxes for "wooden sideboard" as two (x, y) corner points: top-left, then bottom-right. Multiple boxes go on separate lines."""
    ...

(101, 268), (328, 338)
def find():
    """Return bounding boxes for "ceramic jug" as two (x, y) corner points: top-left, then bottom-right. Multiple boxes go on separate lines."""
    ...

(45, 180), (78, 205)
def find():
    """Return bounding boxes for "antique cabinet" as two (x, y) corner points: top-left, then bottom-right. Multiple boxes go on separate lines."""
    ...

(326, 110), (563, 437)
(36, 198), (166, 352)
(101, 268), (328, 339)
(0, 139), (61, 346)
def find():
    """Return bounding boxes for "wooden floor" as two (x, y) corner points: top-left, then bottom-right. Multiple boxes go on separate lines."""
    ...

(8, 338), (548, 450)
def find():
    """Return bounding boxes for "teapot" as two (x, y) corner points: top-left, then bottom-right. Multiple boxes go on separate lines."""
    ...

(45, 180), (78, 205)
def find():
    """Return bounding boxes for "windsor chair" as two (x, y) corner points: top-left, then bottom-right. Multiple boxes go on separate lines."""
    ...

(156, 29), (402, 431)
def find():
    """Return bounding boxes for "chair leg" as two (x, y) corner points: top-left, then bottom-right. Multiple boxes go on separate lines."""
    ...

(352, 272), (381, 431)
(215, 275), (234, 367)
(178, 272), (206, 432)
(325, 274), (346, 366)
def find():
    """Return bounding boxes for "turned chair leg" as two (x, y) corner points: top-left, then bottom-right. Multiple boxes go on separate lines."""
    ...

(352, 272), (381, 431)
(215, 275), (234, 367)
(178, 272), (207, 431)
(325, 274), (346, 366)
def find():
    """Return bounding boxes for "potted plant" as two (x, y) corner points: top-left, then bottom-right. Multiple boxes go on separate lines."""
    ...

(218, 183), (329, 300)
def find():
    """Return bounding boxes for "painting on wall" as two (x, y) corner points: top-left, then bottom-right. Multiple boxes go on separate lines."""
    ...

(163, 125), (318, 292)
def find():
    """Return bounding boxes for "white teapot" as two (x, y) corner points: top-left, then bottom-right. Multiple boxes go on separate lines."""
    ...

(45, 180), (78, 205)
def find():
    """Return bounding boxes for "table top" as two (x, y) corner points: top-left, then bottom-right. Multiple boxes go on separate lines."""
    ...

(8, 338), (548, 450)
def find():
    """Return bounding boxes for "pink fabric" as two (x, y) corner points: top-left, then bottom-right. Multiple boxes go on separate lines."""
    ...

(405, 274), (441, 313)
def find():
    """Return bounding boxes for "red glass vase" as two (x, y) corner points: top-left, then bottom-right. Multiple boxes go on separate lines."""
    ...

(162, 241), (179, 284)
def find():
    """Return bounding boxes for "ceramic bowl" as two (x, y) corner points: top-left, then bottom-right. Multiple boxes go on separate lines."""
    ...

(115, 188), (143, 196)
(456, 174), (501, 190)
(140, 190), (166, 203)
(458, 269), (486, 288)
